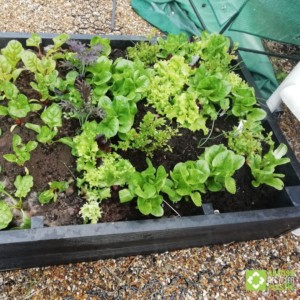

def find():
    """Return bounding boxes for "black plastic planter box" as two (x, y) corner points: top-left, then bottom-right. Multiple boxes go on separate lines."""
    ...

(0, 33), (300, 271)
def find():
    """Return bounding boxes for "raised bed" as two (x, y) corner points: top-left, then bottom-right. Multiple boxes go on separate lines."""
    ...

(0, 33), (300, 271)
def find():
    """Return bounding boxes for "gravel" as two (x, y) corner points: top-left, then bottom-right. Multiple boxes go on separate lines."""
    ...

(0, 1), (299, 299)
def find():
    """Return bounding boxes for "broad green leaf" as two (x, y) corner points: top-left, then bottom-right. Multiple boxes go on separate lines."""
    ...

(37, 126), (57, 143)
(58, 137), (74, 148)
(224, 177), (236, 194)
(98, 116), (119, 138)
(0, 55), (12, 79)
(41, 103), (62, 128)
(0, 201), (13, 230)
(25, 123), (41, 134)
(29, 103), (42, 112)
(190, 192), (202, 207)
(50, 181), (69, 192)
(26, 140), (38, 152)
(7, 94), (31, 118)
(262, 177), (284, 190)
(26, 33), (42, 48)
(3, 154), (17, 163)
(52, 33), (70, 50)
(14, 175), (33, 199)
(151, 204), (164, 217)
(137, 197), (152, 215)
(119, 188), (134, 203)
(247, 108), (267, 122)
(90, 36), (111, 56)
(2, 81), (19, 99)
(12, 134), (22, 147)
(0, 105), (8, 116)
(38, 190), (54, 204)
(1, 40), (23, 68)
(273, 144), (288, 159)
(21, 50), (38, 73)
(207, 179), (222, 192)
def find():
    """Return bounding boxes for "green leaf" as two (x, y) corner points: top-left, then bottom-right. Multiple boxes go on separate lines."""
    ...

(25, 123), (41, 134)
(3, 154), (17, 163)
(26, 33), (42, 48)
(0, 55), (12, 80)
(190, 192), (202, 206)
(14, 175), (33, 199)
(38, 190), (55, 204)
(273, 144), (288, 159)
(0, 201), (13, 230)
(52, 33), (70, 50)
(98, 116), (119, 138)
(29, 103), (42, 112)
(49, 181), (69, 192)
(224, 177), (236, 194)
(58, 137), (74, 148)
(262, 177), (284, 190)
(37, 126), (57, 144)
(7, 94), (31, 118)
(137, 197), (152, 215)
(247, 108), (267, 122)
(26, 140), (38, 152)
(1, 40), (23, 68)
(21, 50), (38, 73)
(0, 105), (8, 116)
(41, 103), (62, 128)
(119, 188), (134, 203)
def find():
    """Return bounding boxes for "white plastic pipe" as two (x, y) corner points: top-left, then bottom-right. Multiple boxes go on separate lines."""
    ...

(280, 84), (300, 121)
(267, 62), (300, 115)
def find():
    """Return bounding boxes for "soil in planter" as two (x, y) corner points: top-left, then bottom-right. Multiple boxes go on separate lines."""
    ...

(0, 53), (291, 229)
(0, 96), (288, 226)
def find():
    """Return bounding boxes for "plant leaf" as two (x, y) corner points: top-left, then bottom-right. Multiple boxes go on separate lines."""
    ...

(0, 201), (13, 230)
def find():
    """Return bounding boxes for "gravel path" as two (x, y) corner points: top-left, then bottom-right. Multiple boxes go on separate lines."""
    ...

(0, 1), (299, 299)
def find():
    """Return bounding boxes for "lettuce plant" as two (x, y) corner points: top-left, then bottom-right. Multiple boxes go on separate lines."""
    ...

(162, 160), (210, 206)
(25, 103), (62, 144)
(248, 144), (290, 190)
(111, 58), (151, 102)
(0, 81), (42, 120)
(38, 181), (69, 204)
(0, 177), (32, 230)
(200, 144), (245, 194)
(96, 95), (137, 138)
(119, 159), (168, 217)
(3, 134), (38, 166)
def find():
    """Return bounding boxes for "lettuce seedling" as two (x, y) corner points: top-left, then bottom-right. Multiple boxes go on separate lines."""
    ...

(14, 174), (34, 201)
(162, 160), (210, 206)
(97, 95), (137, 138)
(25, 103), (62, 144)
(200, 144), (245, 194)
(111, 58), (150, 102)
(3, 134), (38, 166)
(80, 200), (103, 224)
(0, 81), (42, 120)
(38, 181), (69, 204)
(0, 176), (33, 230)
(248, 143), (290, 190)
(119, 159), (168, 217)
